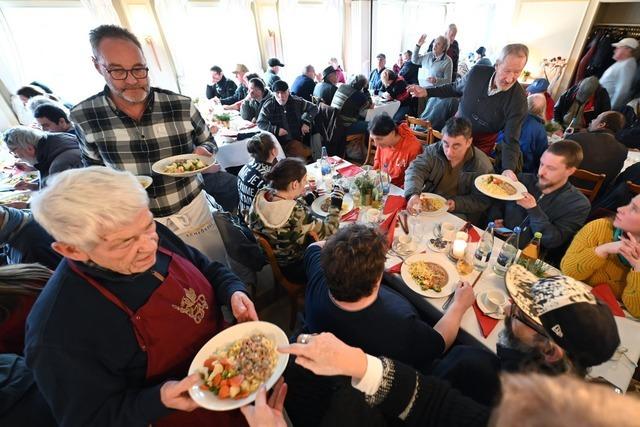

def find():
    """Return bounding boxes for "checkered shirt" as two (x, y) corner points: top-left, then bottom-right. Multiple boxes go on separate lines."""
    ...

(70, 87), (217, 217)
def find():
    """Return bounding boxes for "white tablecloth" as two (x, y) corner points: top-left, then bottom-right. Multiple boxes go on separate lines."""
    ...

(365, 100), (400, 122)
(622, 149), (640, 173)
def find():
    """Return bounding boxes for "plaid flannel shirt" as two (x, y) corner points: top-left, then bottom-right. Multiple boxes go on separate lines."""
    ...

(70, 86), (217, 217)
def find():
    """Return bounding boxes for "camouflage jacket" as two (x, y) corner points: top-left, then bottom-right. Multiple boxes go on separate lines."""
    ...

(248, 189), (340, 266)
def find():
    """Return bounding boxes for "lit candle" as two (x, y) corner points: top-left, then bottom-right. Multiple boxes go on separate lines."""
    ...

(451, 231), (469, 259)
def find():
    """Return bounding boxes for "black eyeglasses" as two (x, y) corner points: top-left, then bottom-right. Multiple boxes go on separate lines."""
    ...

(511, 305), (548, 337)
(101, 64), (149, 80)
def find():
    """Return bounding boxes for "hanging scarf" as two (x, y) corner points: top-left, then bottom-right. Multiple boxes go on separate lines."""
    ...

(613, 227), (632, 268)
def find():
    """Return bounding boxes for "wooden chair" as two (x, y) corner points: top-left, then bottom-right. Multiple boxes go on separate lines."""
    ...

(627, 181), (640, 195)
(405, 115), (434, 145)
(253, 231), (319, 329)
(571, 169), (606, 202)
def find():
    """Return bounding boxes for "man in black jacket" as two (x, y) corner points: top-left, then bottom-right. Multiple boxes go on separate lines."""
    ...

(408, 43), (528, 174)
(495, 140), (591, 264)
(257, 80), (318, 159)
(2, 126), (81, 180)
(205, 65), (237, 100)
(566, 110), (627, 194)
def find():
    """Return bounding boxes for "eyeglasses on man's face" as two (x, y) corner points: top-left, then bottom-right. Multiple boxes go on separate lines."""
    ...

(100, 64), (149, 80)
(511, 305), (548, 337)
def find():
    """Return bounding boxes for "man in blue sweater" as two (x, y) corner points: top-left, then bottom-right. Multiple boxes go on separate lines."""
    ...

(25, 166), (257, 427)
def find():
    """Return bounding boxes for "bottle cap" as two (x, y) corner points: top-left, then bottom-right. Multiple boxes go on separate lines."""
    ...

(488, 222), (495, 227)
(513, 226), (521, 233)
(534, 232), (542, 238)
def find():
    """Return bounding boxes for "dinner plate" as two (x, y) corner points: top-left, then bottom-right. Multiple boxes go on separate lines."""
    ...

(188, 321), (289, 411)
(0, 171), (39, 187)
(474, 174), (527, 201)
(311, 194), (354, 217)
(151, 154), (215, 177)
(476, 290), (508, 320)
(400, 252), (458, 298)
(0, 190), (31, 205)
(418, 193), (448, 216)
(136, 175), (153, 189)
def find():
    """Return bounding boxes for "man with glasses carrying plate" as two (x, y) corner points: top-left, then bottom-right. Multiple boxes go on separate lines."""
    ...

(70, 25), (236, 262)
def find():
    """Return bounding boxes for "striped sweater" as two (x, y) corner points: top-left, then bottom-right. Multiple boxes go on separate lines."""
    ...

(561, 218), (640, 317)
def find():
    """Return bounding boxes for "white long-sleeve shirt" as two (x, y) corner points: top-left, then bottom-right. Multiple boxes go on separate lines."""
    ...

(599, 57), (637, 110)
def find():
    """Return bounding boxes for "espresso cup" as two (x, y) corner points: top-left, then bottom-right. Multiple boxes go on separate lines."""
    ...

(441, 222), (456, 241)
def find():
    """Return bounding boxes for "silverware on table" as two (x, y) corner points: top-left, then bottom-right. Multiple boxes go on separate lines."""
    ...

(443, 269), (485, 311)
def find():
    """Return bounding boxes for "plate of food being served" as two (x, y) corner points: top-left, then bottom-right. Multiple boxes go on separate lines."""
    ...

(152, 154), (215, 177)
(474, 174), (527, 201)
(311, 194), (354, 217)
(400, 252), (458, 298)
(188, 321), (289, 411)
(418, 193), (448, 216)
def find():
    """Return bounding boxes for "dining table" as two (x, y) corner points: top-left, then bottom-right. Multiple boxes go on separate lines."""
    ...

(306, 156), (640, 393)
(365, 98), (400, 122)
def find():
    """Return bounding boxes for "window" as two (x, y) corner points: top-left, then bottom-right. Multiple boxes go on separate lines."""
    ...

(0, 1), (103, 104)
(156, 0), (262, 99)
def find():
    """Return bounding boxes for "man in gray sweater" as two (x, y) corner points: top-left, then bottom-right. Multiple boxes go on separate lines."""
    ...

(404, 117), (493, 221)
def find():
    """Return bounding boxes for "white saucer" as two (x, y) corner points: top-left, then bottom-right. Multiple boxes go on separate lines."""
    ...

(476, 290), (507, 320)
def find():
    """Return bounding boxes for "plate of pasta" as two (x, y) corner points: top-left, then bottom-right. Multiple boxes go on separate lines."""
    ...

(188, 321), (289, 411)
(474, 174), (527, 201)
(401, 253), (458, 298)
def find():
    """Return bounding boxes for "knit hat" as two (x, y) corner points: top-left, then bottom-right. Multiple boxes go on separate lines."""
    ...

(476, 46), (486, 56)
(505, 265), (620, 368)
(612, 37), (639, 50)
(268, 58), (285, 67)
(322, 66), (336, 81)
(527, 78), (549, 94)
(272, 80), (289, 92)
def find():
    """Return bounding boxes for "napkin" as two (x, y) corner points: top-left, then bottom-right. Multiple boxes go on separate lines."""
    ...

(329, 156), (344, 166)
(383, 195), (407, 215)
(591, 284), (625, 317)
(341, 208), (360, 222)
(387, 262), (402, 274)
(472, 302), (500, 338)
(336, 164), (363, 177)
(379, 210), (400, 247)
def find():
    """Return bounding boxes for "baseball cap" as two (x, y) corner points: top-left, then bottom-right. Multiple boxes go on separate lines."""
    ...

(232, 64), (249, 74)
(268, 58), (285, 67)
(612, 37), (639, 50)
(506, 265), (620, 369)
(376, 53), (386, 60)
(527, 78), (550, 94)
(272, 80), (289, 92)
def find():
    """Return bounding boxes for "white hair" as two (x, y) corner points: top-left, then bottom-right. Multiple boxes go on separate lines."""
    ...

(436, 35), (450, 52)
(527, 94), (547, 121)
(496, 43), (529, 64)
(27, 95), (61, 113)
(31, 166), (149, 251)
(2, 126), (45, 150)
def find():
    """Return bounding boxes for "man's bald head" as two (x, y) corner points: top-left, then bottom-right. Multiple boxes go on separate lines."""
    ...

(527, 94), (547, 120)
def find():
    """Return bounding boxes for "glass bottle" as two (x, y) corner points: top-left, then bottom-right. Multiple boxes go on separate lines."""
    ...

(518, 232), (542, 271)
(473, 222), (495, 271)
(493, 226), (521, 277)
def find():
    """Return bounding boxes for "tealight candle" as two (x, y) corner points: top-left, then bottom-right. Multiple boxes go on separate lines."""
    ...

(451, 231), (469, 259)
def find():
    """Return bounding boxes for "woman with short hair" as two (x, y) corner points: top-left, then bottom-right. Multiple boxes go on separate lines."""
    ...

(248, 158), (343, 282)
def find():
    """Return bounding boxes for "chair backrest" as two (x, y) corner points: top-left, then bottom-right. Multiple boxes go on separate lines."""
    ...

(571, 168), (606, 202)
(405, 115), (434, 145)
(627, 180), (640, 196)
(212, 211), (266, 271)
(253, 232), (305, 293)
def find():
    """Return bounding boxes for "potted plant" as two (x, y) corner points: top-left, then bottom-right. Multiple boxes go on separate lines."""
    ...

(214, 113), (232, 128)
(354, 172), (375, 206)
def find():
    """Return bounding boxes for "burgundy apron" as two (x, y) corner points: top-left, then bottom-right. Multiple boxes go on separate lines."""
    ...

(472, 131), (499, 156)
(68, 247), (247, 427)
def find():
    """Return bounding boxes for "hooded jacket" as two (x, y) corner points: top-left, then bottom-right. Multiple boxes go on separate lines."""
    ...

(248, 189), (339, 266)
(35, 132), (82, 178)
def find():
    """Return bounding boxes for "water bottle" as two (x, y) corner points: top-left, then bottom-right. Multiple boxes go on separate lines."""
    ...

(473, 222), (495, 271)
(320, 146), (331, 176)
(493, 226), (521, 277)
(381, 163), (391, 196)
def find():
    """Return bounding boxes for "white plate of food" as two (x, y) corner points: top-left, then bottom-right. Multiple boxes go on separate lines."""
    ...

(311, 194), (354, 217)
(0, 191), (31, 205)
(418, 193), (448, 216)
(400, 253), (458, 298)
(188, 321), (289, 411)
(0, 171), (39, 188)
(136, 175), (153, 189)
(474, 174), (527, 201)
(151, 154), (215, 177)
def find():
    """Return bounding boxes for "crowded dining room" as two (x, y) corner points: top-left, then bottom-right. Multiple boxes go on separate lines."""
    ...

(2, 0), (640, 425)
